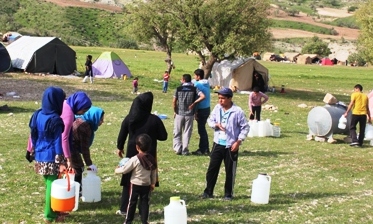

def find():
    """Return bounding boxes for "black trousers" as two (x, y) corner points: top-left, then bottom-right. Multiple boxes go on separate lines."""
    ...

(204, 143), (238, 197)
(350, 114), (367, 146)
(125, 183), (151, 224)
(250, 106), (262, 121)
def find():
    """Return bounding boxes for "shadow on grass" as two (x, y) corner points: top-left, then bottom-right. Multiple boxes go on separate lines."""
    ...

(240, 150), (293, 157)
(271, 88), (350, 103)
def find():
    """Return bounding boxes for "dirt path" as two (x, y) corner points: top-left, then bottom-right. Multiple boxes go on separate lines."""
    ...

(44, 0), (123, 12)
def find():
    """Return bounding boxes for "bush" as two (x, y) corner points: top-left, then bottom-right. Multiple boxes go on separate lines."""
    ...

(348, 52), (367, 66)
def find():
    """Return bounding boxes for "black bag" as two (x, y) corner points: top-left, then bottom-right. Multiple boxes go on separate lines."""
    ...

(25, 151), (34, 163)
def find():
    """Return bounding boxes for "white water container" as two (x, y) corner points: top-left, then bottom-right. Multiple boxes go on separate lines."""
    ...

(338, 115), (347, 129)
(272, 124), (281, 138)
(51, 175), (80, 212)
(251, 173), (271, 204)
(248, 120), (259, 137)
(365, 124), (373, 140)
(82, 170), (101, 202)
(164, 196), (187, 224)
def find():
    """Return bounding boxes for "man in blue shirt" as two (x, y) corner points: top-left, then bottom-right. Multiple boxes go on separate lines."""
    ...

(192, 69), (211, 156)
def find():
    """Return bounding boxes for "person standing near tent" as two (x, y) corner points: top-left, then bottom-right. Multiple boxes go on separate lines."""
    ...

(191, 69), (211, 156)
(248, 86), (269, 121)
(82, 55), (93, 83)
(115, 92), (167, 216)
(71, 106), (105, 193)
(162, 71), (170, 93)
(29, 86), (67, 223)
(173, 74), (205, 155)
(343, 84), (371, 147)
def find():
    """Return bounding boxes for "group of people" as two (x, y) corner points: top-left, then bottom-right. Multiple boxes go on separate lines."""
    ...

(28, 67), (272, 223)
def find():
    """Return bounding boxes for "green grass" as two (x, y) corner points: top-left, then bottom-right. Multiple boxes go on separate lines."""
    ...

(1, 47), (373, 223)
(324, 16), (360, 29)
(271, 20), (337, 35)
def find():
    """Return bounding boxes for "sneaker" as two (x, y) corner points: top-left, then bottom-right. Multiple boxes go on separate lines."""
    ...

(115, 210), (126, 216)
(350, 142), (359, 146)
(201, 192), (214, 199)
(182, 152), (190, 156)
(223, 196), (233, 201)
(192, 150), (203, 155)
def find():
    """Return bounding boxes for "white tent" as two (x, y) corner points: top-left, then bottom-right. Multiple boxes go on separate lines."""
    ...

(209, 58), (269, 91)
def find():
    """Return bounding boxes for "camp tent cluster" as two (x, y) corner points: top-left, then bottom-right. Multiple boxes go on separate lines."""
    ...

(210, 58), (269, 91)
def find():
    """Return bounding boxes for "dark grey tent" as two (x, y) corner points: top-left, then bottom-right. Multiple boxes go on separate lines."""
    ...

(6, 36), (76, 75)
(0, 43), (11, 72)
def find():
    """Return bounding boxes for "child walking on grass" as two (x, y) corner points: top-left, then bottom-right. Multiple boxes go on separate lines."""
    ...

(132, 77), (139, 94)
(115, 134), (157, 224)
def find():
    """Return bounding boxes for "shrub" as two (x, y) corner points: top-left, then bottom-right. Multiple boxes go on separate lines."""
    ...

(348, 52), (367, 66)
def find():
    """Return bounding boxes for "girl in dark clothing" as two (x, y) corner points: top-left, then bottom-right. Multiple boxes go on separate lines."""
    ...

(116, 92), (168, 216)
(82, 55), (93, 83)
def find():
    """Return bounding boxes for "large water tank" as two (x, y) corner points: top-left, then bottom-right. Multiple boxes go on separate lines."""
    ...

(307, 104), (350, 137)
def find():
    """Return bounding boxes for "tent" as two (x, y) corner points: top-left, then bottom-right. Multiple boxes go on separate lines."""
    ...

(283, 52), (301, 62)
(210, 58), (269, 91)
(92, 51), (132, 79)
(297, 54), (320, 64)
(0, 43), (11, 72)
(6, 36), (76, 75)
(321, 58), (334, 66)
(262, 52), (275, 61)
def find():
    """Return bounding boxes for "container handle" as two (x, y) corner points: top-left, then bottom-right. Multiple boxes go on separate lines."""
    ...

(58, 170), (71, 192)
(267, 175), (271, 183)
(180, 199), (186, 207)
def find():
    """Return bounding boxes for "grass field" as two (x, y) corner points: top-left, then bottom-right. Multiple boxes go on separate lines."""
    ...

(1, 47), (373, 223)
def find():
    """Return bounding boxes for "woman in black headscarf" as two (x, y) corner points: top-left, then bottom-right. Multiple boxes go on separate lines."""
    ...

(115, 92), (168, 216)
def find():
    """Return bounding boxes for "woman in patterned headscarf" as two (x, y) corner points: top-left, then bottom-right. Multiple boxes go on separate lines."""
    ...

(115, 92), (168, 216)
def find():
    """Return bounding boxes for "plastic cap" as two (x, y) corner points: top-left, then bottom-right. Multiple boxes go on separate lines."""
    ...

(170, 196), (180, 201)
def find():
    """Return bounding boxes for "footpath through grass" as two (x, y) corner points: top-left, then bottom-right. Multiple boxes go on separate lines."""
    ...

(1, 47), (373, 223)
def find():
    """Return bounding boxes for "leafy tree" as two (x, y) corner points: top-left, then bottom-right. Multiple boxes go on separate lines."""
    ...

(355, 1), (373, 64)
(127, 0), (179, 73)
(165, 0), (272, 76)
(129, 0), (272, 76)
(301, 36), (331, 57)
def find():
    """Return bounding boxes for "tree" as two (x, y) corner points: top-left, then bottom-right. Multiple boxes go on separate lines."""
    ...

(301, 36), (331, 57)
(127, 0), (179, 73)
(129, 0), (272, 77)
(355, 1), (373, 64)
(165, 0), (272, 76)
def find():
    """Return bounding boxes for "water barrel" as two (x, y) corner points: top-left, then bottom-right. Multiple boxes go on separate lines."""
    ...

(307, 104), (350, 137)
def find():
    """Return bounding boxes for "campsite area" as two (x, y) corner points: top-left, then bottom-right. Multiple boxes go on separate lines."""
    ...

(1, 47), (373, 223)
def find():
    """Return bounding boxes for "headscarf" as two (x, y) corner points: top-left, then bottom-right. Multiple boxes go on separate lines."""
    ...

(66, 91), (92, 114)
(127, 92), (153, 132)
(75, 106), (104, 146)
(29, 86), (65, 142)
(41, 86), (65, 115)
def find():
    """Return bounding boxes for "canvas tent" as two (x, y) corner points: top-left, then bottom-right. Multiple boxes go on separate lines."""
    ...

(92, 51), (132, 79)
(297, 54), (320, 64)
(284, 52), (301, 62)
(0, 43), (11, 72)
(321, 58), (334, 66)
(210, 58), (269, 91)
(6, 36), (76, 75)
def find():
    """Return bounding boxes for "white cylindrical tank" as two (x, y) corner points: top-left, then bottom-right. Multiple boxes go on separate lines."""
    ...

(307, 104), (350, 137)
